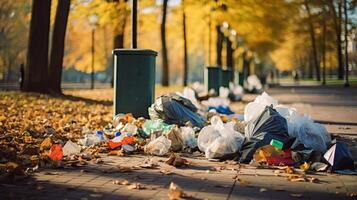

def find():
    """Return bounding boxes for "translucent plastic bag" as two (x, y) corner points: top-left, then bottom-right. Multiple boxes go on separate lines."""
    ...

(294, 116), (331, 153)
(244, 92), (278, 122)
(180, 126), (197, 148)
(198, 116), (244, 159)
(145, 136), (171, 156)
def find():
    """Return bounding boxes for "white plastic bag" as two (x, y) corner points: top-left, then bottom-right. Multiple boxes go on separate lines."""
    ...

(219, 87), (230, 98)
(201, 97), (230, 107)
(180, 126), (197, 148)
(244, 92), (278, 122)
(144, 136), (171, 156)
(182, 87), (201, 109)
(198, 116), (244, 159)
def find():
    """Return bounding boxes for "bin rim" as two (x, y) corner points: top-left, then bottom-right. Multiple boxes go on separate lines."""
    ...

(205, 66), (221, 69)
(112, 48), (158, 56)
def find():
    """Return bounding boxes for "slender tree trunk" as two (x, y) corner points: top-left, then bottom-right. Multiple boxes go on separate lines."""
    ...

(322, 4), (327, 85)
(182, 0), (188, 86)
(91, 29), (95, 89)
(216, 25), (223, 67)
(226, 37), (234, 81)
(344, 0), (349, 87)
(308, 54), (314, 79)
(48, 0), (70, 94)
(328, 0), (344, 79)
(304, 0), (320, 81)
(111, 0), (128, 88)
(23, 0), (51, 93)
(161, 0), (169, 86)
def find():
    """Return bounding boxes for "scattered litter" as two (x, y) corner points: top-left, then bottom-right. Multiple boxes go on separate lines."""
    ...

(144, 136), (171, 156)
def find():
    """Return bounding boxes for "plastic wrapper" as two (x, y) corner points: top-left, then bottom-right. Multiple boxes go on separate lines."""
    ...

(197, 116), (244, 159)
(144, 136), (171, 156)
(62, 140), (81, 156)
(180, 126), (197, 148)
(149, 94), (205, 128)
(165, 126), (184, 151)
(142, 119), (173, 136)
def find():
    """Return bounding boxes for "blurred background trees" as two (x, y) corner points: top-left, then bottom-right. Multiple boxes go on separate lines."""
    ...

(0, 0), (356, 92)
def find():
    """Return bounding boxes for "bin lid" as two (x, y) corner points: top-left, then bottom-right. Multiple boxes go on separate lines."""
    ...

(113, 49), (158, 56)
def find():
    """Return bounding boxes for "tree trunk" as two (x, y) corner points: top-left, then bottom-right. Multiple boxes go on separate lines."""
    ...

(182, 0), (188, 86)
(161, 0), (169, 86)
(48, 0), (70, 94)
(242, 51), (250, 81)
(344, 0), (349, 87)
(328, 0), (344, 79)
(23, 0), (51, 93)
(308, 53), (313, 79)
(216, 25), (223, 67)
(322, 4), (327, 85)
(304, 0), (321, 81)
(91, 30), (95, 89)
(111, 0), (128, 88)
(226, 37), (234, 81)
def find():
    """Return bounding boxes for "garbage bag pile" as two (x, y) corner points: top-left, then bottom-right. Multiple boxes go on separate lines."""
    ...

(40, 89), (353, 175)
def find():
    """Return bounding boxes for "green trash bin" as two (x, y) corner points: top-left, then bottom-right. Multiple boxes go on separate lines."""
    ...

(113, 49), (157, 118)
(204, 66), (221, 96)
(221, 69), (232, 88)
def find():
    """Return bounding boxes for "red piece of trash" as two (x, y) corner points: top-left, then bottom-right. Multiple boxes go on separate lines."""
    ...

(108, 136), (135, 150)
(49, 144), (63, 161)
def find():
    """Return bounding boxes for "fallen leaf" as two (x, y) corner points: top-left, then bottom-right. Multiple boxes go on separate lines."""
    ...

(299, 162), (310, 172)
(168, 182), (185, 200)
(113, 179), (130, 185)
(307, 177), (319, 183)
(117, 166), (133, 173)
(40, 138), (52, 150)
(127, 183), (144, 190)
(237, 178), (250, 187)
(165, 154), (188, 168)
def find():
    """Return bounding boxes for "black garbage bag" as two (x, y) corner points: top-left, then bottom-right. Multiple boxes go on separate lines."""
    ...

(149, 93), (205, 128)
(239, 106), (292, 163)
(324, 141), (354, 171)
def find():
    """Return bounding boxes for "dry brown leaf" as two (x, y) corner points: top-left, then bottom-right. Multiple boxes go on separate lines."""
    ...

(168, 182), (185, 200)
(127, 183), (144, 190)
(113, 179), (130, 185)
(40, 138), (52, 150)
(117, 166), (133, 173)
(237, 178), (250, 187)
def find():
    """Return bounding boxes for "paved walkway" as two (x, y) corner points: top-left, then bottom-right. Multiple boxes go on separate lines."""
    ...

(1, 86), (357, 200)
(1, 154), (356, 200)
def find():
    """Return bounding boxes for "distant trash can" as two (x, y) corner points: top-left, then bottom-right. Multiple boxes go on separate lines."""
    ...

(113, 49), (157, 118)
(221, 69), (232, 88)
(204, 66), (221, 95)
(238, 72), (244, 86)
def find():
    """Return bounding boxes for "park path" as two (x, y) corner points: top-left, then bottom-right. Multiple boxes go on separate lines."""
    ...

(1, 86), (357, 200)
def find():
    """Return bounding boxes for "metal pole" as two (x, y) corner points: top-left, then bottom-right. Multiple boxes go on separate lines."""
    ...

(132, 0), (137, 48)
(91, 29), (95, 89)
(344, 0), (349, 87)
